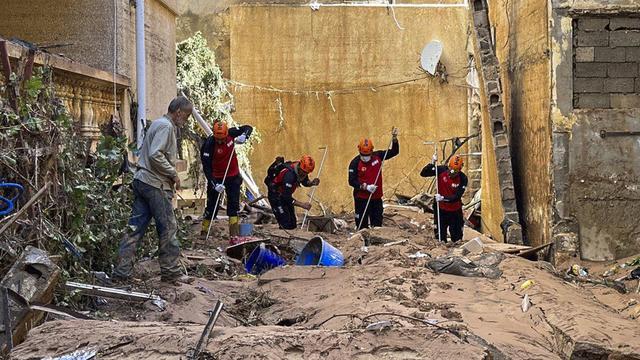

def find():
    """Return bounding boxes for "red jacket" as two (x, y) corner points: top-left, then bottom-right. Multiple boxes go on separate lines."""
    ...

(420, 164), (468, 212)
(348, 140), (399, 200)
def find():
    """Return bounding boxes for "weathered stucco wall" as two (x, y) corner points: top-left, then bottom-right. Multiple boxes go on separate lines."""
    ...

(0, 0), (177, 131)
(487, 0), (552, 247)
(229, 5), (472, 213)
(551, 0), (640, 260)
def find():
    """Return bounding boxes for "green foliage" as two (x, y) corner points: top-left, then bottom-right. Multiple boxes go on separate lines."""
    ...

(0, 67), (131, 277)
(176, 32), (261, 190)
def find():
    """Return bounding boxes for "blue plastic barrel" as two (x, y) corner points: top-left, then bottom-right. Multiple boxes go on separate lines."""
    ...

(296, 236), (344, 267)
(245, 244), (286, 275)
(239, 223), (254, 236)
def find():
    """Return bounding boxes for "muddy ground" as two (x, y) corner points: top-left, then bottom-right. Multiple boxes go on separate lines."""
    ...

(9, 208), (640, 359)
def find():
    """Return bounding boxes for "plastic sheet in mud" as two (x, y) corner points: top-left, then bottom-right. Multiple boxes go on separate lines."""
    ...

(427, 254), (504, 279)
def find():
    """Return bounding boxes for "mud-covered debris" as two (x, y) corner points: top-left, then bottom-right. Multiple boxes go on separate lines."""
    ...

(427, 255), (503, 279)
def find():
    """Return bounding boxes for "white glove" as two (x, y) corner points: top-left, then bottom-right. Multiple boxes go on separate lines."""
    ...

(215, 184), (225, 193)
(235, 134), (247, 144)
(435, 194), (445, 202)
(366, 184), (378, 193)
(432, 154), (438, 164)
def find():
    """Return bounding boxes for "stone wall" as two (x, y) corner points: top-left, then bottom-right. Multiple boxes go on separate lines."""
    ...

(573, 17), (640, 109)
(551, 0), (640, 261)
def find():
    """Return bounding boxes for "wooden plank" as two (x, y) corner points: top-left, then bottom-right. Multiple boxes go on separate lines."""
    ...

(483, 242), (531, 254)
(65, 282), (162, 302)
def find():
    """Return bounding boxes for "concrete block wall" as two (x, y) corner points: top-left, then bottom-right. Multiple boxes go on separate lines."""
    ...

(573, 17), (640, 109)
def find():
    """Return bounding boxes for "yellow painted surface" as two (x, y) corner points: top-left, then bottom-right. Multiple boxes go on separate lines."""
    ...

(229, 6), (472, 213)
(488, 0), (552, 246)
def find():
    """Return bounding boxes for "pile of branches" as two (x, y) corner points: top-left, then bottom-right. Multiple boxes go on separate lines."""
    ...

(0, 63), (131, 277)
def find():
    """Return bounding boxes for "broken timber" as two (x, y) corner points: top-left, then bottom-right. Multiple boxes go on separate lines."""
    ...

(65, 282), (162, 302)
(0, 246), (61, 354)
(470, 0), (523, 244)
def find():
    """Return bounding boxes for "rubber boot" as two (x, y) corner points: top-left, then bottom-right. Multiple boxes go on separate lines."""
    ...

(229, 216), (240, 238)
(201, 219), (211, 237)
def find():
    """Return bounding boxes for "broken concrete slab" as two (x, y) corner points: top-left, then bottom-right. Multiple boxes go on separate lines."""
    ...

(0, 246), (60, 353)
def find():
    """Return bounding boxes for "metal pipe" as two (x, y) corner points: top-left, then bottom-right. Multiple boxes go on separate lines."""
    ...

(302, 146), (328, 230)
(135, 0), (146, 150)
(181, 91), (213, 137)
(424, 141), (442, 243)
(305, 1), (468, 8)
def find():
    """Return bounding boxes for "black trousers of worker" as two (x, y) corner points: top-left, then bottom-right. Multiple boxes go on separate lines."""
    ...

(354, 198), (383, 229)
(203, 175), (242, 220)
(433, 203), (464, 243)
(268, 192), (297, 230)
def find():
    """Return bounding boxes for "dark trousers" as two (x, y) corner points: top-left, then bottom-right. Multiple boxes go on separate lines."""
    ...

(354, 197), (383, 229)
(433, 204), (464, 242)
(114, 179), (181, 278)
(268, 192), (297, 230)
(203, 175), (242, 220)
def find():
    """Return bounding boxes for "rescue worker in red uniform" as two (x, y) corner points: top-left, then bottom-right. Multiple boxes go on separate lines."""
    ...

(266, 155), (320, 230)
(200, 121), (253, 237)
(348, 129), (399, 229)
(420, 155), (468, 243)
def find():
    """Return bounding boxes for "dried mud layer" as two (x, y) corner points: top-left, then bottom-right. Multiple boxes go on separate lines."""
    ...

(10, 209), (640, 360)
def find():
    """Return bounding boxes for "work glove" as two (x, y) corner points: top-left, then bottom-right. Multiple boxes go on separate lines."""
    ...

(215, 184), (226, 193)
(391, 127), (399, 140)
(432, 154), (438, 164)
(435, 194), (445, 202)
(310, 178), (320, 186)
(366, 184), (378, 193)
(235, 133), (247, 144)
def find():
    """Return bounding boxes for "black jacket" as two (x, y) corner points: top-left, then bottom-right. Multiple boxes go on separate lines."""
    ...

(200, 125), (253, 182)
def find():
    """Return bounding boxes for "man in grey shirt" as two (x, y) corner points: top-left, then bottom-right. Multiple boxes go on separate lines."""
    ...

(114, 96), (193, 284)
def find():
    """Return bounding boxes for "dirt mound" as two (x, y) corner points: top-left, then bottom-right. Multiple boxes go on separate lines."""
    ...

(9, 220), (640, 359)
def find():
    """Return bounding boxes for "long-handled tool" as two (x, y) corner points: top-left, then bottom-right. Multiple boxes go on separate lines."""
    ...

(189, 300), (223, 360)
(205, 146), (236, 243)
(424, 141), (442, 243)
(301, 146), (328, 230)
(357, 128), (397, 234)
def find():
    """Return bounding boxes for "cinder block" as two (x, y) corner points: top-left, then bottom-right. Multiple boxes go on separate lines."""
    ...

(578, 18), (609, 32)
(490, 104), (504, 119)
(610, 18), (640, 31)
(576, 31), (609, 46)
(575, 47), (595, 62)
(575, 63), (607, 77)
(626, 47), (640, 61)
(575, 93), (610, 108)
(611, 94), (640, 108)
(610, 30), (640, 47)
(594, 47), (626, 62)
(460, 237), (484, 255)
(607, 62), (638, 77)
(636, 78), (640, 92)
(573, 77), (604, 93)
(604, 78), (635, 93)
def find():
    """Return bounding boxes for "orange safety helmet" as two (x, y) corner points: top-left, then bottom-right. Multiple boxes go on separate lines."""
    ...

(358, 138), (374, 155)
(213, 121), (228, 140)
(448, 155), (464, 172)
(299, 155), (316, 174)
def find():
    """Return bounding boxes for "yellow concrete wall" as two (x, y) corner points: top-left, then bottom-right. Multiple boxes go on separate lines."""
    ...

(229, 5), (472, 213)
(488, 0), (552, 246)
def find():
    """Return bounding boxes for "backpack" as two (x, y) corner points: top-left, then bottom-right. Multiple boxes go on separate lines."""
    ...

(264, 156), (293, 187)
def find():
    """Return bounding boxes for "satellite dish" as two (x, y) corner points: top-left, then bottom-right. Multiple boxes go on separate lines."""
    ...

(421, 40), (443, 75)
